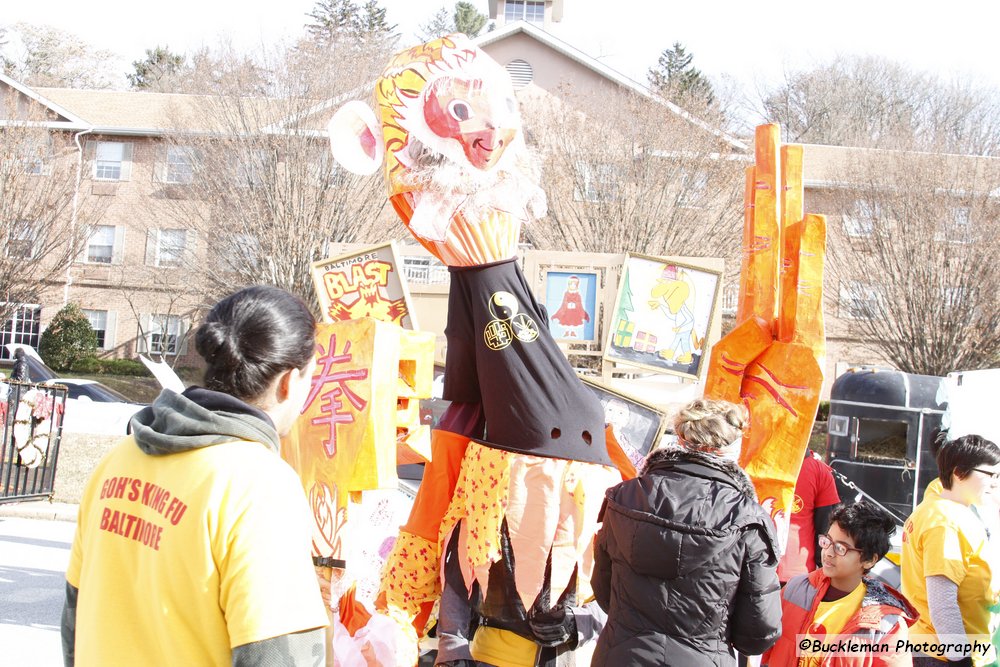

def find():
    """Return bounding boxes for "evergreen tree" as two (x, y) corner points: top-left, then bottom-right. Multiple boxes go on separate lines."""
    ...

(38, 303), (97, 371)
(357, 0), (396, 36)
(648, 42), (715, 109)
(418, 6), (453, 41)
(127, 46), (186, 90)
(454, 1), (488, 38)
(306, 0), (396, 48)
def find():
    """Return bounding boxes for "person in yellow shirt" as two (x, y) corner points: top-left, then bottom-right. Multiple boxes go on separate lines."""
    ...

(901, 434), (1000, 667)
(61, 286), (329, 667)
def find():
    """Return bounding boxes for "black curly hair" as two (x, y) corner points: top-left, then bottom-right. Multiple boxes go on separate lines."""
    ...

(829, 500), (898, 568)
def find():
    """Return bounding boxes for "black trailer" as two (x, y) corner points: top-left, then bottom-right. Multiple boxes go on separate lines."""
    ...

(825, 368), (946, 523)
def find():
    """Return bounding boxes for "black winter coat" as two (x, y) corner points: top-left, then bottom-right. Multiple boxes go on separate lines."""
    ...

(592, 447), (782, 666)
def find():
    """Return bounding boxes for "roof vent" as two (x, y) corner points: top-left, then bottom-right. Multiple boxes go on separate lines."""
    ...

(505, 59), (534, 89)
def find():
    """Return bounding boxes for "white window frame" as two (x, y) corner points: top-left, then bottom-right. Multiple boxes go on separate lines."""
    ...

(934, 206), (973, 244)
(146, 228), (195, 268)
(93, 141), (133, 181)
(842, 200), (879, 238)
(6, 222), (36, 259)
(573, 161), (619, 203)
(505, 0), (545, 24)
(21, 132), (53, 176)
(83, 225), (114, 264)
(140, 314), (185, 356)
(0, 303), (42, 358)
(234, 148), (272, 188)
(156, 145), (198, 184)
(82, 308), (117, 350)
(838, 281), (883, 320)
(677, 169), (710, 208)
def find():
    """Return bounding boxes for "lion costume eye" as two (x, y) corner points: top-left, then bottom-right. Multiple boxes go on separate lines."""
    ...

(448, 99), (472, 121)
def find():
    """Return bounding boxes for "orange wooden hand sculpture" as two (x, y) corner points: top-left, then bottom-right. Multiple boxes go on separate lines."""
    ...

(704, 124), (826, 544)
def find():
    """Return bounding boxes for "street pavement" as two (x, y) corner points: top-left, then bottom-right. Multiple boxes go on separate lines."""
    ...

(0, 504), (77, 667)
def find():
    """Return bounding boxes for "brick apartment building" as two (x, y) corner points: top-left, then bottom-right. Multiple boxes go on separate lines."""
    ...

(3, 18), (996, 394)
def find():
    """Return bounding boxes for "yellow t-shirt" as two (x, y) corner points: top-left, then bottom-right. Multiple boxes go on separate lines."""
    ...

(66, 437), (329, 667)
(799, 583), (866, 667)
(901, 496), (1000, 666)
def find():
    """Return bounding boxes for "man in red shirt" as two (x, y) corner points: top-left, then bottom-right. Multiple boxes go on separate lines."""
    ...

(777, 450), (841, 583)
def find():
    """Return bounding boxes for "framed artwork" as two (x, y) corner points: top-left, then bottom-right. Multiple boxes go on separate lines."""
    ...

(311, 241), (418, 329)
(604, 253), (722, 380)
(544, 270), (599, 343)
(582, 377), (666, 470)
(522, 250), (623, 354)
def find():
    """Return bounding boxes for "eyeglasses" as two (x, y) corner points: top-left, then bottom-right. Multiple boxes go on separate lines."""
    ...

(818, 534), (864, 557)
(972, 468), (1000, 480)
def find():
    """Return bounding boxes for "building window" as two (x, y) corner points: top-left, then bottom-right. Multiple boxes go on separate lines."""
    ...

(147, 228), (191, 267)
(839, 281), (882, 319)
(21, 133), (53, 175)
(0, 304), (42, 358)
(505, 0), (545, 24)
(574, 162), (619, 203)
(678, 169), (709, 208)
(233, 148), (272, 188)
(94, 141), (131, 181)
(85, 225), (115, 264)
(935, 206), (973, 244)
(158, 146), (198, 184)
(144, 314), (183, 356)
(7, 223), (35, 259)
(82, 309), (108, 348)
(842, 200), (879, 237)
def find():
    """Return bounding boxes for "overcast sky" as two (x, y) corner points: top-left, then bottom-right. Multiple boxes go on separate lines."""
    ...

(4, 0), (1000, 92)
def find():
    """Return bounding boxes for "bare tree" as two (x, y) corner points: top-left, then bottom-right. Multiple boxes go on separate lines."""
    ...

(825, 148), (1000, 375)
(0, 100), (106, 327)
(113, 266), (199, 367)
(758, 55), (1000, 156)
(521, 87), (745, 268)
(159, 43), (394, 308)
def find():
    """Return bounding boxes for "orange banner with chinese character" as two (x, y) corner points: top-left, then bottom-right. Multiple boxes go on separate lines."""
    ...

(281, 318), (434, 559)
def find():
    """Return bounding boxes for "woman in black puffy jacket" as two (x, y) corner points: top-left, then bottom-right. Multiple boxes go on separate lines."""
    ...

(592, 398), (782, 666)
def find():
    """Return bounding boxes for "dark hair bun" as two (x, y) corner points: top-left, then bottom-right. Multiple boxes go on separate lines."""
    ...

(196, 285), (316, 401)
(195, 321), (243, 372)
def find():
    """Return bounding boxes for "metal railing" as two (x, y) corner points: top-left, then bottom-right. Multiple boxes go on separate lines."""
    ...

(0, 380), (68, 503)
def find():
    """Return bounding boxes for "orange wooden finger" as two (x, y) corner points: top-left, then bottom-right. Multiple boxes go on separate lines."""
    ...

(792, 213), (827, 367)
(740, 124), (781, 328)
(777, 144), (803, 343)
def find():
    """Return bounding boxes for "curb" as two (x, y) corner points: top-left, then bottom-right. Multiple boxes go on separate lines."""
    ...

(0, 500), (78, 522)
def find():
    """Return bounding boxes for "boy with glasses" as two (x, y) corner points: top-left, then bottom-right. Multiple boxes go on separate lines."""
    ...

(763, 500), (917, 666)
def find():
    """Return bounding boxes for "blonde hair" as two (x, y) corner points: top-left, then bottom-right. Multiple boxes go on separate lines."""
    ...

(672, 398), (748, 452)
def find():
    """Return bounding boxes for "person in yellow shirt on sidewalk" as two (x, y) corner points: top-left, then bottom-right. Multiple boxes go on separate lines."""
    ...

(62, 286), (329, 667)
(901, 434), (1000, 667)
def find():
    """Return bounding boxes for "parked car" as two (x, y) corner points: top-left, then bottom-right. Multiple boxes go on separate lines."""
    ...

(2, 344), (145, 436)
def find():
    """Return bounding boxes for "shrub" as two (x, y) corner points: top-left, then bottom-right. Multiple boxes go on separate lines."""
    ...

(816, 400), (830, 422)
(70, 357), (103, 374)
(101, 359), (148, 376)
(39, 304), (97, 371)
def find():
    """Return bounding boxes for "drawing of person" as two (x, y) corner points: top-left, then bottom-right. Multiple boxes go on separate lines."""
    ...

(551, 275), (590, 339)
(648, 266), (695, 364)
(604, 398), (643, 468)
